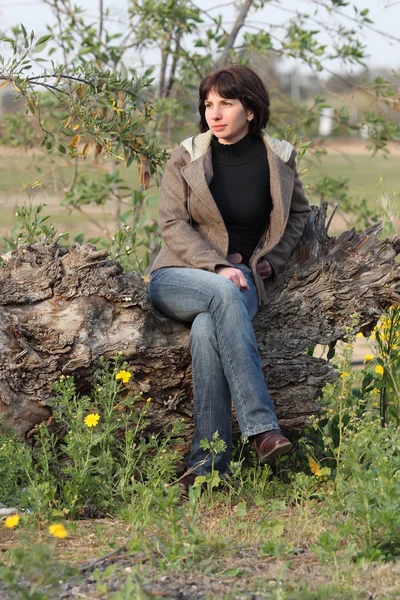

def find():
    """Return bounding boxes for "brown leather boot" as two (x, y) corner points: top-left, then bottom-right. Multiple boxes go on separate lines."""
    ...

(252, 430), (292, 464)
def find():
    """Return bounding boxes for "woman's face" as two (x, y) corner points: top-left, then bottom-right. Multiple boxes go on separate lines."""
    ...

(204, 89), (254, 145)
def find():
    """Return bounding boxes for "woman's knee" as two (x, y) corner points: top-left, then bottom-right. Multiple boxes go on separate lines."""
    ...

(190, 313), (216, 348)
(210, 277), (244, 307)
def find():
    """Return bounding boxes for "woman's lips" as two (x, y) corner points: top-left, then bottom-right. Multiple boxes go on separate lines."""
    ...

(213, 125), (226, 131)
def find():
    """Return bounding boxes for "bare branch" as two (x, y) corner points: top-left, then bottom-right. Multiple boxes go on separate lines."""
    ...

(98, 0), (104, 42)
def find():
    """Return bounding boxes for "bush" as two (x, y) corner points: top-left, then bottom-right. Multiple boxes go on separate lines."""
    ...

(0, 358), (185, 518)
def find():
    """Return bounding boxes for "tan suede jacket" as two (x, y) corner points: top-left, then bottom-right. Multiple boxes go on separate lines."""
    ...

(151, 130), (311, 306)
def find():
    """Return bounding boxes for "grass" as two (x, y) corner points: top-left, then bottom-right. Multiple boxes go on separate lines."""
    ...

(1, 500), (400, 599)
(0, 148), (160, 240)
(1, 142), (399, 241)
(303, 150), (400, 203)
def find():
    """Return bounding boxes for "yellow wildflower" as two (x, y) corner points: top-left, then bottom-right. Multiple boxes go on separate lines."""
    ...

(146, 397), (152, 402)
(116, 370), (132, 384)
(4, 514), (20, 529)
(356, 332), (363, 338)
(341, 372), (350, 378)
(375, 365), (384, 376)
(307, 456), (322, 477)
(372, 402), (379, 408)
(49, 523), (68, 539)
(363, 354), (374, 363)
(84, 413), (100, 428)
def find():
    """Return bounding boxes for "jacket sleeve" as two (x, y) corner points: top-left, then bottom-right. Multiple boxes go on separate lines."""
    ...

(158, 146), (231, 272)
(263, 150), (310, 277)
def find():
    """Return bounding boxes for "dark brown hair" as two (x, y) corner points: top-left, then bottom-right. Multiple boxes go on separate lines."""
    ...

(198, 65), (270, 134)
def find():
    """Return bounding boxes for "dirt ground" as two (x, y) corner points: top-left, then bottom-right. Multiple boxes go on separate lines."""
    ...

(1, 515), (400, 599)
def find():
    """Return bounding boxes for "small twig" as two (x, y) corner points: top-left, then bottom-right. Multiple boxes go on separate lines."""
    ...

(35, 94), (52, 137)
(309, 0), (400, 44)
(75, 259), (112, 271)
(325, 204), (339, 235)
(80, 543), (128, 572)
(175, 45), (204, 80)
(30, 81), (69, 96)
(68, 160), (79, 193)
(164, 457), (209, 488)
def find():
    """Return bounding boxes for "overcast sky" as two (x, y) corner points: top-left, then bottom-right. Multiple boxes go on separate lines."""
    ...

(0, 0), (399, 76)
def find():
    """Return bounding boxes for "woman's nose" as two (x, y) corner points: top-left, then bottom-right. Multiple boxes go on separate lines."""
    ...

(211, 108), (222, 120)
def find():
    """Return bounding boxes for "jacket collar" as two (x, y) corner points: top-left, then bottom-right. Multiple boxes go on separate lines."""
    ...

(181, 130), (294, 163)
(180, 130), (295, 228)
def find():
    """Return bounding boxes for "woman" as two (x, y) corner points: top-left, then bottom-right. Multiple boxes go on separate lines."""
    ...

(149, 65), (310, 491)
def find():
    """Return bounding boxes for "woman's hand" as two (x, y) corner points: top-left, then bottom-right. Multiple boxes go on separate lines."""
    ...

(215, 266), (250, 290)
(256, 258), (273, 280)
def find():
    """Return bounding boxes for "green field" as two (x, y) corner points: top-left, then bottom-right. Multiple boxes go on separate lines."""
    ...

(303, 151), (400, 203)
(0, 145), (399, 241)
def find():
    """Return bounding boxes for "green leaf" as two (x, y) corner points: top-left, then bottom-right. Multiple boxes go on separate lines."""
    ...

(236, 501), (247, 519)
(120, 60), (128, 81)
(33, 35), (52, 53)
(192, 475), (206, 489)
(58, 144), (67, 154)
(269, 520), (284, 539)
(20, 23), (27, 39)
(33, 42), (49, 53)
(219, 568), (244, 577)
(35, 34), (52, 46)
(209, 472), (221, 488)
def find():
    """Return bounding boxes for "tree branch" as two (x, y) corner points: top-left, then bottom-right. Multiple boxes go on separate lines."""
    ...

(164, 32), (182, 99)
(98, 0), (104, 42)
(214, 0), (255, 70)
(28, 74), (96, 88)
(309, 0), (400, 44)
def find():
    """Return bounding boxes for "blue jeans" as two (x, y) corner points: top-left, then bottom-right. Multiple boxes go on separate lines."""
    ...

(148, 265), (280, 475)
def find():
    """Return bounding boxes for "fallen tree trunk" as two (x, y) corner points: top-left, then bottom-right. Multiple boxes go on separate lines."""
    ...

(1, 203), (399, 442)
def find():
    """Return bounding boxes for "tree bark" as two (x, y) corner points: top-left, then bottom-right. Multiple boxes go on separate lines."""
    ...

(1, 203), (399, 443)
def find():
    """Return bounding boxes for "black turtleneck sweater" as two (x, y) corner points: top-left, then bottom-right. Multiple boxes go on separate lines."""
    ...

(209, 133), (272, 265)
